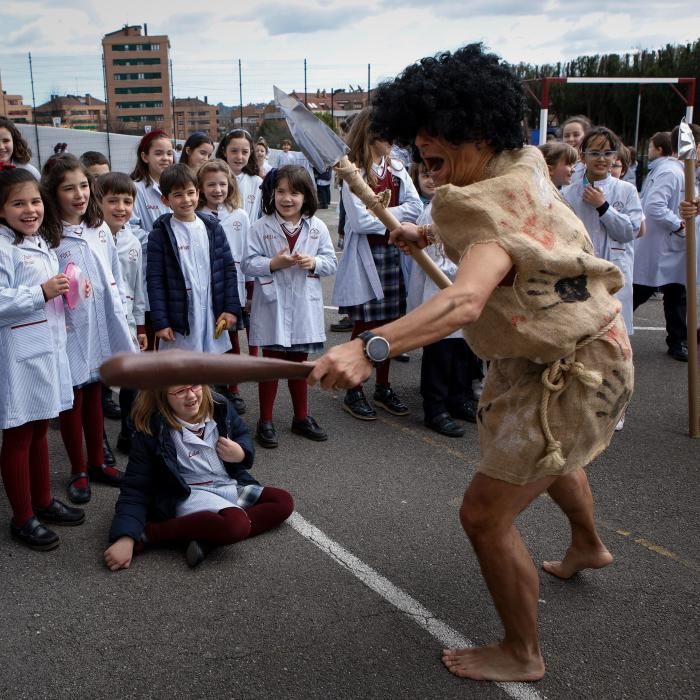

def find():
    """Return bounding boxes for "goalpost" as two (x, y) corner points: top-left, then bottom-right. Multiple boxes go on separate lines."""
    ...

(526, 76), (696, 146)
(526, 75), (699, 437)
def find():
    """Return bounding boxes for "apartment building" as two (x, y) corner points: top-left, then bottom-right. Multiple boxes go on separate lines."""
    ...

(34, 94), (106, 130)
(0, 76), (32, 123)
(102, 25), (172, 135)
(173, 97), (218, 141)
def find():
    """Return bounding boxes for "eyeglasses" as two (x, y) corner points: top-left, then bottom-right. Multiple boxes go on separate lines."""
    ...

(611, 162), (624, 169)
(167, 384), (202, 398)
(584, 150), (617, 159)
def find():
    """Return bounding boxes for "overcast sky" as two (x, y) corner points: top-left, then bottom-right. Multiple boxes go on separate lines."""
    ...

(1, 0), (698, 106)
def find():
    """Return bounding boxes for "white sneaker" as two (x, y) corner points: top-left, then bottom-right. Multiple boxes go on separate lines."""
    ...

(615, 414), (625, 431)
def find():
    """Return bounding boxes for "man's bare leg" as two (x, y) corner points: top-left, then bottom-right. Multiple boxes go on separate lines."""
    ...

(442, 472), (555, 682)
(543, 468), (613, 579)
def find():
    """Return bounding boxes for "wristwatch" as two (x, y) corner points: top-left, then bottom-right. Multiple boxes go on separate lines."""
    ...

(358, 331), (391, 367)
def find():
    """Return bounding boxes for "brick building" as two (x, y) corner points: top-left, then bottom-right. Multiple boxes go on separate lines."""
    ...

(34, 94), (107, 130)
(102, 25), (172, 135)
(173, 97), (218, 141)
(0, 76), (33, 123)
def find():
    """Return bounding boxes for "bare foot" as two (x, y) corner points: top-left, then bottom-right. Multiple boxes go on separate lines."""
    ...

(542, 545), (613, 579)
(441, 643), (545, 682)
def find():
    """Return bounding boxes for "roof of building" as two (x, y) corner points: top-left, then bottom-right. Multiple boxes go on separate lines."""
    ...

(35, 94), (106, 111)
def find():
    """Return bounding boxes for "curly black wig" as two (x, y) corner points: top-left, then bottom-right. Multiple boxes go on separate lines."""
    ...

(370, 43), (526, 153)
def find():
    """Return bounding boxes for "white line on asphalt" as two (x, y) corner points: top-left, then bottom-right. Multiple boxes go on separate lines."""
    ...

(288, 511), (543, 700)
(633, 326), (665, 331)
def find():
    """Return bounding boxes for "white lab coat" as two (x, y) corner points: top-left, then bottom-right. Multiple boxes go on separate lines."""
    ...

(562, 174), (643, 334)
(0, 227), (73, 429)
(55, 222), (134, 387)
(114, 225), (146, 348)
(331, 160), (422, 307)
(634, 156), (698, 287)
(132, 179), (171, 233)
(199, 204), (250, 307)
(242, 214), (337, 347)
(406, 204), (462, 341)
(236, 173), (262, 222)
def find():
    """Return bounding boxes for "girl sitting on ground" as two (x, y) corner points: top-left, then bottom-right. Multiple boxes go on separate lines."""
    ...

(104, 383), (294, 570)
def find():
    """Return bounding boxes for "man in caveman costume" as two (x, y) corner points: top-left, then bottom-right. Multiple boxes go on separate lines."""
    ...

(309, 44), (634, 682)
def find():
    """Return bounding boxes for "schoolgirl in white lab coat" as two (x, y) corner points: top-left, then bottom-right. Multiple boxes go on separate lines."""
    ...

(215, 129), (262, 222)
(96, 171), (149, 453)
(406, 165), (482, 438)
(242, 165), (337, 448)
(130, 129), (174, 232)
(0, 166), (84, 551)
(43, 154), (134, 505)
(197, 159), (252, 414)
(633, 131), (696, 360)
(562, 127), (643, 336)
(331, 108), (422, 422)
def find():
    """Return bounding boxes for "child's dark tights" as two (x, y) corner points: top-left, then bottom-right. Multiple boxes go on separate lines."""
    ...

(0, 420), (52, 525)
(143, 487), (294, 546)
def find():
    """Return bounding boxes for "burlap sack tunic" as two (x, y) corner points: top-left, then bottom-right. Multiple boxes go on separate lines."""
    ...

(431, 147), (634, 485)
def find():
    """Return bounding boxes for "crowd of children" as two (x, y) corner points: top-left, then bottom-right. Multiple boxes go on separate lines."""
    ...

(0, 106), (698, 565)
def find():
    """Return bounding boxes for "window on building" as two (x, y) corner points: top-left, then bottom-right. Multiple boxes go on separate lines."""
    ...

(116, 101), (164, 109)
(112, 58), (161, 66)
(114, 87), (163, 95)
(116, 114), (165, 123)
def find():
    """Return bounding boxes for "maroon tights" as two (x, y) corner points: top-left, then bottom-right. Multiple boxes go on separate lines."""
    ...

(0, 420), (52, 525)
(143, 486), (294, 546)
(59, 382), (106, 489)
(258, 350), (309, 421)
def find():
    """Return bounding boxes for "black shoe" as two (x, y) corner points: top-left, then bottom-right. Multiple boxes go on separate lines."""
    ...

(88, 463), (123, 487)
(668, 343), (688, 362)
(395, 352), (410, 363)
(343, 389), (377, 420)
(102, 395), (121, 420)
(67, 472), (91, 504)
(448, 398), (478, 424)
(424, 412), (465, 437)
(291, 415), (328, 441)
(34, 498), (85, 526)
(330, 316), (353, 332)
(373, 385), (409, 416)
(185, 540), (207, 568)
(230, 393), (246, 415)
(214, 386), (246, 415)
(256, 420), (278, 448)
(103, 434), (116, 466)
(10, 516), (59, 551)
(116, 432), (132, 455)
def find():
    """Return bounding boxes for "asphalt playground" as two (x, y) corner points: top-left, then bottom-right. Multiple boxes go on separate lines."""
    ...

(0, 200), (698, 699)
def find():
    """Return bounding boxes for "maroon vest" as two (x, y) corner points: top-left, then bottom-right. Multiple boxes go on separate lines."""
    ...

(366, 164), (401, 247)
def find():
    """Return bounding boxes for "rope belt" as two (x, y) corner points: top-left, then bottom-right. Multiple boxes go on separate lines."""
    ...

(537, 315), (618, 471)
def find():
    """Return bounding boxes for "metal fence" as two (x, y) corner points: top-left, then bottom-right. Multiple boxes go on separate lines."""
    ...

(2, 52), (391, 167)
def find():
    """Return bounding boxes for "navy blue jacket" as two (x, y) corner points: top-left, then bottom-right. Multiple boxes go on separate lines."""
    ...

(147, 212), (241, 335)
(109, 396), (258, 542)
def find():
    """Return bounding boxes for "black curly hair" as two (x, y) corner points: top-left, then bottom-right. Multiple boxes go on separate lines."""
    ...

(370, 43), (526, 153)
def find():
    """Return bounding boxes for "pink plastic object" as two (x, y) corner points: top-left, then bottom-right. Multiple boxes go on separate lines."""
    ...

(63, 262), (85, 310)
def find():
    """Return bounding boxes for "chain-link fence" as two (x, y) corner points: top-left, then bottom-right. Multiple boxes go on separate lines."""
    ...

(1, 52), (397, 170)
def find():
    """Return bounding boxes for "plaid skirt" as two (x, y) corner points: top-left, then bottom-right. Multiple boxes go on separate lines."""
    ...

(339, 244), (406, 322)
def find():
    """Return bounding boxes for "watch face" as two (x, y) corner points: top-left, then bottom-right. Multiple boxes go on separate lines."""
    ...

(366, 335), (390, 363)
